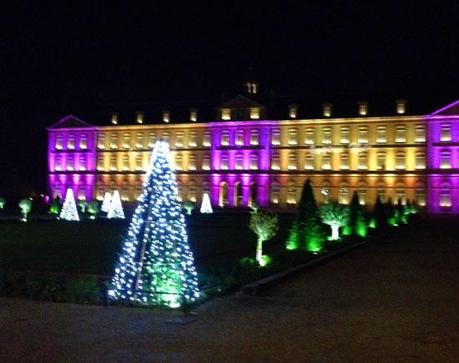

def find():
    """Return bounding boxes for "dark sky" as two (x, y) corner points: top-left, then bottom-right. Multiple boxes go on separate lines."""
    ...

(0, 1), (458, 196)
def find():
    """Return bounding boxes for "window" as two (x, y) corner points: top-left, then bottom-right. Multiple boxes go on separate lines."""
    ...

(358, 101), (368, 116)
(135, 133), (144, 149)
(340, 127), (350, 144)
(250, 130), (259, 145)
(250, 107), (260, 120)
(396, 99), (406, 114)
(288, 128), (298, 145)
(174, 153), (182, 170)
(304, 128), (314, 145)
(188, 181), (197, 202)
(289, 104), (298, 118)
(358, 126), (368, 144)
(250, 154), (258, 170)
(123, 154), (129, 171)
(136, 112), (144, 124)
(340, 152), (349, 170)
(415, 187), (426, 207)
(235, 154), (244, 170)
(202, 155), (210, 170)
(148, 132), (156, 147)
(288, 153), (297, 170)
(236, 130), (244, 145)
(188, 155), (197, 170)
(162, 132), (170, 142)
(287, 182), (297, 204)
(322, 103), (332, 117)
(221, 154), (229, 170)
(440, 187), (451, 208)
(55, 135), (63, 150)
(271, 153), (280, 170)
(396, 152), (405, 170)
(110, 154), (117, 170)
(395, 125), (406, 143)
(111, 113), (118, 125)
(122, 133), (130, 149)
(189, 108), (197, 122)
(271, 129), (280, 145)
(357, 187), (367, 205)
(97, 155), (104, 171)
(135, 154), (143, 171)
(322, 152), (331, 170)
(221, 108), (231, 120)
(304, 153), (314, 170)
(67, 135), (75, 149)
(203, 131), (211, 147)
(321, 186), (330, 203)
(221, 131), (230, 146)
(440, 124), (451, 142)
(376, 126), (387, 144)
(415, 125), (426, 143)
(54, 155), (62, 171)
(395, 185), (406, 204)
(121, 182), (130, 201)
(97, 134), (106, 149)
(66, 155), (74, 171)
(175, 132), (184, 147)
(162, 111), (170, 123)
(440, 150), (451, 169)
(79, 135), (88, 149)
(358, 152), (368, 170)
(189, 132), (197, 147)
(416, 152), (426, 169)
(271, 182), (280, 204)
(377, 187), (386, 203)
(110, 133), (118, 149)
(377, 152), (386, 170)
(338, 187), (349, 204)
(322, 127), (332, 145)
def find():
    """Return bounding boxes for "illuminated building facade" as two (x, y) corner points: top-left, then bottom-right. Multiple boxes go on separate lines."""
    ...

(47, 92), (459, 214)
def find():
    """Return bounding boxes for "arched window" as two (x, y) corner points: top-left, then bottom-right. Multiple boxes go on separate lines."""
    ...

(287, 181), (297, 205)
(338, 183), (349, 204)
(249, 182), (257, 206)
(235, 154), (244, 170)
(395, 182), (406, 204)
(219, 182), (228, 207)
(234, 182), (243, 207)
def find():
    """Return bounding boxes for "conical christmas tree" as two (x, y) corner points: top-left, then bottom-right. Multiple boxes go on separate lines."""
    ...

(107, 190), (125, 219)
(200, 192), (213, 214)
(101, 192), (112, 212)
(59, 188), (80, 221)
(109, 140), (200, 308)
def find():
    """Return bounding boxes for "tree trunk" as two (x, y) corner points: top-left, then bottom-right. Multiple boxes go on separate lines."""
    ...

(331, 223), (340, 240)
(256, 238), (264, 266)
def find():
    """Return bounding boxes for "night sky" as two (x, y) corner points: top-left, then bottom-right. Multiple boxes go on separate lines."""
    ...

(1, 1), (458, 197)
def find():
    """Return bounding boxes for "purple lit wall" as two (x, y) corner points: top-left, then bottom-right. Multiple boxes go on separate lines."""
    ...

(426, 100), (459, 214)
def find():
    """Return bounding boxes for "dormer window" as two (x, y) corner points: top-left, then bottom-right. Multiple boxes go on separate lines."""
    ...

(136, 112), (144, 124)
(358, 101), (368, 116)
(189, 108), (197, 122)
(221, 108), (231, 120)
(162, 111), (170, 123)
(244, 81), (258, 94)
(250, 107), (260, 120)
(111, 113), (119, 125)
(396, 99), (406, 114)
(322, 103), (332, 117)
(289, 104), (298, 119)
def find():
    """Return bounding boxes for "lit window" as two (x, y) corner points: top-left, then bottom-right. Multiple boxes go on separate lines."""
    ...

(176, 132), (184, 147)
(321, 187), (330, 203)
(121, 183), (130, 202)
(97, 155), (104, 171)
(136, 112), (144, 124)
(111, 113), (118, 125)
(55, 135), (63, 150)
(358, 101), (368, 116)
(322, 103), (332, 117)
(250, 130), (259, 145)
(221, 154), (229, 170)
(358, 188), (367, 205)
(79, 135), (87, 149)
(162, 111), (170, 123)
(271, 183), (280, 204)
(377, 152), (386, 170)
(203, 132), (211, 147)
(304, 128), (314, 145)
(271, 153), (280, 170)
(339, 187), (349, 204)
(235, 154), (244, 170)
(415, 125), (426, 143)
(416, 188), (426, 207)
(189, 132), (197, 147)
(322, 152), (331, 170)
(396, 152), (405, 170)
(250, 107), (260, 120)
(415, 152), (426, 169)
(271, 129), (280, 145)
(188, 155), (197, 170)
(288, 128), (298, 145)
(78, 155), (86, 171)
(358, 152), (368, 170)
(122, 133), (130, 149)
(440, 150), (451, 169)
(287, 182), (297, 204)
(135, 133), (144, 149)
(174, 153), (182, 170)
(288, 153), (297, 170)
(221, 108), (231, 120)
(340, 127), (350, 145)
(340, 152), (349, 170)
(289, 104), (298, 118)
(395, 125), (406, 143)
(322, 127), (332, 145)
(202, 155), (210, 170)
(221, 131), (230, 146)
(358, 127), (368, 144)
(67, 135), (75, 149)
(110, 154), (117, 170)
(236, 130), (244, 146)
(54, 155), (62, 171)
(396, 99), (406, 114)
(123, 154), (129, 171)
(162, 132), (170, 142)
(110, 134), (118, 149)
(440, 188), (451, 207)
(304, 153), (314, 170)
(189, 108), (197, 122)
(377, 188), (386, 203)
(395, 186), (406, 204)
(67, 155), (74, 171)
(376, 126), (387, 144)
(135, 154), (143, 171)
(148, 132), (156, 147)
(188, 182), (197, 202)
(440, 124), (451, 142)
(97, 134), (106, 149)
(250, 154), (258, 170)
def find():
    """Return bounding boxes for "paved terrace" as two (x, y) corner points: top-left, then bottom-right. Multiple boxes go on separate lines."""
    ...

(0, 218), (458, 362)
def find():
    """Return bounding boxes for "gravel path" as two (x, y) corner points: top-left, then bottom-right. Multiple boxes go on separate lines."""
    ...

(1, 219), (458, 362)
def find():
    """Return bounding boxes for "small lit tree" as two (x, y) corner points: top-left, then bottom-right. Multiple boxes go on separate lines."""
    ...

(319, 202), (349, 241)
(249, 208), (279, 267)
(87, 201), (100, 219)
(348, 191), (367, 237)
(78, 200), (88, 213)
(101, 192), (112, 212)
(49, 196), (62, 215)
(200, 192), (213, 214)
(60, 188), (80, 221)
(0, 197), (6, 210)
(183, 200), (196, 215)
(18, 198), (32, 222)
(107, 190), (125, 219)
